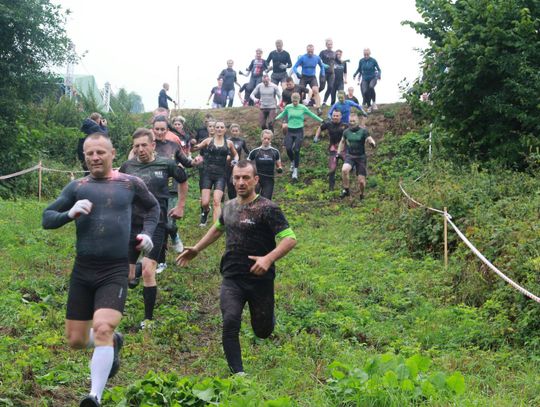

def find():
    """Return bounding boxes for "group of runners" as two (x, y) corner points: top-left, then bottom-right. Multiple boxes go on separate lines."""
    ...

(202, 40), (382, 114)
(44, 41), (381, 406)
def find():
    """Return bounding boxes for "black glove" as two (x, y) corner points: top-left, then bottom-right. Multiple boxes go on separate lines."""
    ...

(276, 167), (283, 174)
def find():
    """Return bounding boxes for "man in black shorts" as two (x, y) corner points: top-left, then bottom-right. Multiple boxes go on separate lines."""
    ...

(177, 160), (296, 374)
(42, 133), (159, 406)
(266, 39), (292, 86)
(337, 112), (376, 199)
(120, 128), (188, 329)
(314, 110), (348, 190)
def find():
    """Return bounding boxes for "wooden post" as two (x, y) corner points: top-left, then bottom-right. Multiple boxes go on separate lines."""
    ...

(444, 207), (448, 269)
(38, 161), (42, 202)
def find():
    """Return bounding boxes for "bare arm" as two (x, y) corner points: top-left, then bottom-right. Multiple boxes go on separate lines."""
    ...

(192, 137), (210, 152)
(169, 181), (188, 219)
(248, 237), (297, 276)
(337, 137), (346, 154)
(176, 225), (224, 267)
(366, 135), (376, 148)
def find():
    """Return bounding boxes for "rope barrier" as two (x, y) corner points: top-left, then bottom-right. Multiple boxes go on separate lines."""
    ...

(399, 177), (540, 303)
(0, 164), (41, 180)
(445, 215), (540, 303)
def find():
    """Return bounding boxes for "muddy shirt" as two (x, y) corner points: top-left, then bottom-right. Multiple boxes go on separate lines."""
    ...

(42, 172), (159, 260)
(342, 126), (370, 157)
(155, 138), (192, 168)
(216, 195), (294, 280)
(204, 139), (230, 178)
(119, 157), (187, 224)
(320, 121), (349, 148)
(229, 137), (250, 159)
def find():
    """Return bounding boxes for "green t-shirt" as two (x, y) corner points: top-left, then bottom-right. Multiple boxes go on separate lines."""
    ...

(343, 126), (369, 156)
(276, 104), (323, 129)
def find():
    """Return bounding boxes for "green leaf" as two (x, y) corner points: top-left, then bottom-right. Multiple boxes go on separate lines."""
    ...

(446, 372), (466, 395)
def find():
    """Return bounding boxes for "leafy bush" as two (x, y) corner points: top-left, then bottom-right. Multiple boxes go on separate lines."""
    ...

(327, 354), (465, 406)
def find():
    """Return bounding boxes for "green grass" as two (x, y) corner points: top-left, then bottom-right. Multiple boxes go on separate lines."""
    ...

(1, 108), (539, 406)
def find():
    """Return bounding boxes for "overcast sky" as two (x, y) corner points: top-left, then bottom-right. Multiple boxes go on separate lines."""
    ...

(53, 0), (427, 112)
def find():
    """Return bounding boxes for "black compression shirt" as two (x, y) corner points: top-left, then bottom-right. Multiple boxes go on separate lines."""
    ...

(119, 157), (188, 223)
(248, 147), (281, 177)
(266, 50), (292, 74)
(216, 195), (292, 280)
(229, 137), (249, 159)
(42, 173), (159, 259)
(319, 50), (336, 74)
(155, 139), (192, 168)
(320, 121), (349, 147)
(281, 85), (309, 105)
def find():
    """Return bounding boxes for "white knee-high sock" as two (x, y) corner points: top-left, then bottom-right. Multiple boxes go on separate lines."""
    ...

(90, 346), (114, 401)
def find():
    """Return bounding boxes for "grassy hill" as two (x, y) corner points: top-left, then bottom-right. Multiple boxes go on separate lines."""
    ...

(1, 104), (539, 406)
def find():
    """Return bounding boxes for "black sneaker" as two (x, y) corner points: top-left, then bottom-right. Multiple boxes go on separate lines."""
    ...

(199, 210), (209, 227)
(80, 394), (100, 407)
(359, 193), (365, 200)
(316, 107), (323, 115)
(339, 189), (350, 199)
(128, 262), (142, 289)
(108, 332), (124, 378)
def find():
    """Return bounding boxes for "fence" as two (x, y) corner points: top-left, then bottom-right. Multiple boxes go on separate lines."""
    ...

(399, 177), (540, 304)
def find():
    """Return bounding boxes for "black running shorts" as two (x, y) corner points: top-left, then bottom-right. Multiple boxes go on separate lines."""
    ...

(344, 155), (367, 176)
(66, 257), (129, 320)
(200, 172), (226, 191)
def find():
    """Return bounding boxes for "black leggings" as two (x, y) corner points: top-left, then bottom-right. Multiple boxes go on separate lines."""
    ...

(257, 175), (274, 200)
(361, 78), (378, 107)
(284, 128), (304, 168)
(220, 278), (275, 373)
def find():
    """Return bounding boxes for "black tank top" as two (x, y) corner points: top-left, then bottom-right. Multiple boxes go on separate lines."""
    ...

(204, 139), (230, 177)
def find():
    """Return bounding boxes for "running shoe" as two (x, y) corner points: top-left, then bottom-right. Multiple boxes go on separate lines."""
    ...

(340, 189), (350, 198)
(140, 319), (154, 330)
(316, 107), (322, 115)
(292, 168), (298, 180)
(108, 332), (123, 379)
(80, 394), (100, 407)
(172, 235), (184, 253)
(156, 263), (167, 274)
(359, 193), (365, 200)
(372, 103), (378, 110)
(199, 210), (209, 227)
(367, 106), (373, 113)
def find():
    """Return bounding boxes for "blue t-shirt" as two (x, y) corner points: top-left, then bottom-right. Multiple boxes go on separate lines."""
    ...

(292, 54), (325, 77)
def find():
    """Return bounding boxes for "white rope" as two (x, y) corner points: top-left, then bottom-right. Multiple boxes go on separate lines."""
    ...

(398, 181), (450, 218)
(41, 166), (87, 174)
(446, 215), (540, 304)
(0, 164), (40, 180)
(399, 178), (540, 303)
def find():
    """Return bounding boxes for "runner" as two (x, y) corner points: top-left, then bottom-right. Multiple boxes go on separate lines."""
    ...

(119, 128), (188, 329)
(208, 78), (227, 108)
(247, 130), (283, 200)
(330, 49), (348, 105)
(314, 110), (348, 190)
(345, 86), (359, 104)
(192, 120), (239, 226)
(353, 48), (381, 111)
(280, 77), (312, 137)
(265, 39), (292, 86)
(292, 44), (326, 114)
(251, 74), (281, 131)
(152, 116), (194, 272)
(275, 92), (323, 181)
(218, 60), (241, 107)
(42, 133), (159, 407)
(319, 38), (336, 105)
(242, 48), (268, 104)
(176, 160), (296, 375)
(158, 83), (176, 111)
(225, 124), (250, 200)
(327, 90), (367, 124)
(338, 112), (376, 199)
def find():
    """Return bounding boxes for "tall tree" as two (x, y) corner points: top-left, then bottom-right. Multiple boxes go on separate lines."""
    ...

(404, 0), (540, 167)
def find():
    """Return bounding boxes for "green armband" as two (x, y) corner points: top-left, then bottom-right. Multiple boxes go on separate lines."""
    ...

(214, 220), (225, 231)
(276, 227), (296, 240)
